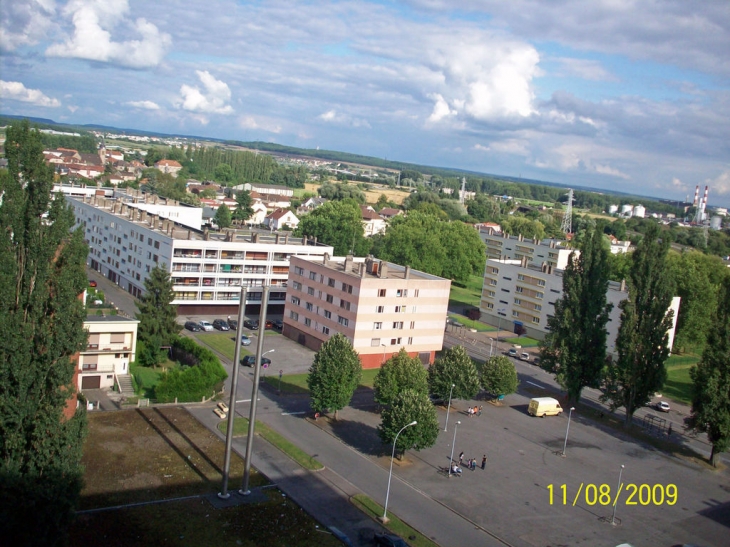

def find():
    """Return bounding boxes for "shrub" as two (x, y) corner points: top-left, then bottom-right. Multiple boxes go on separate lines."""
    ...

(155, 336), (228, 402)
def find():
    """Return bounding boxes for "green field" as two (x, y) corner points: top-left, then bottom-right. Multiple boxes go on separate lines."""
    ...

(264, 368), (379, 395)
(502, 336), (540, 348)
(449, 274), (483, 308)
(448, 313), (495, 332)
(663, 354), (699, 404)
(195, 332), (259, 361)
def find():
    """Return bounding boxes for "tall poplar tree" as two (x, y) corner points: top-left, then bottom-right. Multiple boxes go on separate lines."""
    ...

(136, 264), (181, 367)
(0, 121), (89, 545)
(539, 227), (612, 404)
(604, 224), (675, 424)
(689, 276), (730, 467)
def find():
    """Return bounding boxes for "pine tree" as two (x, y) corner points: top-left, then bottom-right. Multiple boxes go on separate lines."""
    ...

(540, 227), (612, 404)
(307, 333), (362, 420)
(135, 264), (181, 367)
(689, 276), (730, 467)
(373, 348), (429, 407)
(604, 224), (675, 424)
(427, 345), (481, 401)
(0, 121), (89, 545)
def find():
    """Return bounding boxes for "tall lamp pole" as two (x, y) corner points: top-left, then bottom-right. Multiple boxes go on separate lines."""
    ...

(381, 420), (417, 524)
(496, 308), (505, 342)
(381, 343), (387, 365)
(448, 421), (461, 477)
(611, 465), (625, 526)
(444, 383), (456, 432)
(561, 407), (576, 457)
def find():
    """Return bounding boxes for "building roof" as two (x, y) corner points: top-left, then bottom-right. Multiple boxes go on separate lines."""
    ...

(155, 159), (182, 168)
(297, 255), (448, 282)
(85, 315), (139, 323)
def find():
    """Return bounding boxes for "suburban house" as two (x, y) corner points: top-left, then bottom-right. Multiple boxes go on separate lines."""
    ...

(265, 208), (300, 231)
(361, 205), (387, 236)
(155, 159), (183, 177)
(78, 316), (139, 391)
(378, 207), (403, 220)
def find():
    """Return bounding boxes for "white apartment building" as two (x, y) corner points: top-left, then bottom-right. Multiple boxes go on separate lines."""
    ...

(284, 255), (451, 368)
(480, 259), (680, 355)
(479, 230), (575, 270)
(78, 316), (139, 390)
(67, 194), (333, 315)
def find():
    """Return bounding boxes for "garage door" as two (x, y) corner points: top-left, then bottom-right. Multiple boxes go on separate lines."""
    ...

(82, 376), (101, 389)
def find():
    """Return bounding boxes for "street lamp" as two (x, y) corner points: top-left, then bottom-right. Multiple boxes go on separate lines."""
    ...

(561, 407), (576, 457)
(444, 384), (456, 432)
(611, 465), (625, 526)
(496, 308), (506, 342)
(448, 420), (461, 477)
(381, 420), (417, 524)
(381, 343), (387, 365)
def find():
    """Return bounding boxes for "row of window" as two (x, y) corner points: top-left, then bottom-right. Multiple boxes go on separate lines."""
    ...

(293, 266), (421, 299)
(370, 337), (413, 346)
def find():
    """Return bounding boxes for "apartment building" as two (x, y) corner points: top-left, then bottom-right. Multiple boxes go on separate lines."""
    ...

(480, 259), (680, 355)
(284, 255), (451, 368)
(78, 316), (139, 390)
(67, 193), (333, 315)
(479, 230), (575, 269)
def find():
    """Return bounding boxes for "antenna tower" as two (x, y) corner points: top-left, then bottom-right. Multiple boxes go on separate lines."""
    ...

(459, 177), (466, 205)
(561, 189), (574, 234)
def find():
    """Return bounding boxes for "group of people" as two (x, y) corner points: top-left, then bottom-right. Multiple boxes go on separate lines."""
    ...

(467, 405), (483, 417)
(451, 452), (487, 475)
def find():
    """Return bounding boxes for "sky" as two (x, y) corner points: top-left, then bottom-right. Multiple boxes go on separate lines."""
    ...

(2, 0), (730, 207)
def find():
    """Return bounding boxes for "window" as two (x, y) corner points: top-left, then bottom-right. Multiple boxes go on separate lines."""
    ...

(342, 282), (353, 294)
(309, 271), (317, 280)
(337, 316), (349, 327)
(489, 279), (498, 286)
(328, 277), (336, 287)
(307, 287), (315, 296)
(324, 310), (332, 319)
(326, 294), (333, 303)
(390, 338), (402, 345)
(532, 316), (540, 324)
(322, 326), (330, 335)
(414, 289), (419, 297)
(395, 306), (406, 313)
(154, 240), (160, 249)
(82, 363), (97, 371)
(407, 337), (413, 344)
(410, 321), (415, 329)
(340, 299), (351, 311)
(293, 281), (302, 290)
(306, 302), (313, 311)
(290, 296), (300, 305)
(376, 306), (384, 313)
(290, 311), (299, 320)
(373, 322), (382, 330)
(393, 322), (403, 329)
(304, 318), (311, 327)
(486, 302), (494, 309)
(294, 266), (304, 276)
(378, 289), (386, 297)
(110, 333), (125, 344)
(396, 289), (408, 297)
(371, 338), (381, 347)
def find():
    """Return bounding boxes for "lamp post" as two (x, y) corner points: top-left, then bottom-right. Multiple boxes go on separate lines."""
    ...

(381, 343), (387, 365)
(444, 383), (456, 432)
(381, 420), (417, 524)
(448, 420), (461, 477)
(496, 308), (506, 342)
(561, 407), (576, 457)
(611, 465), (625, 526)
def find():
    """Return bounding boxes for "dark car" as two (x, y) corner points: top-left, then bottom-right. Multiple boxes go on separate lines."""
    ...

(227, 318), (238, 330)
(184, 321), (203, 332)
(243, 319), (259, 330)
(272, 319), (284, 332)
(212, 319), (230, 331)
(264, 320), (274, 329)
(241, 355), (271, 367)
(374, 532), (408, 547)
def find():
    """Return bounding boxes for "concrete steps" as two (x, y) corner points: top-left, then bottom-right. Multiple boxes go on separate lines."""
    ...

(117, 374), (135, 397)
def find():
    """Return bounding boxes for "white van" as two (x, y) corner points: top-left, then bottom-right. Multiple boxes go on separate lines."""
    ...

(528, 397), (563, 417)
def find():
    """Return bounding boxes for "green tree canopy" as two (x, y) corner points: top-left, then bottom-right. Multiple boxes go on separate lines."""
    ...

(214, 203), (233, 229)
(136, 265), (181, 367)
(540, 227), (613, 404)
(378, 389), (439, 458)
(307, 333), (362, 420)
(689, 276), (730, 466)
(428, 346), (481, 401)
(604, 224), (675, 424)
(373, 349), (429, 407)
(232, 190), (254, 224)
(0, 121), (89, 545)
(294, 200), (370, 256)
(479, 356), (518, 397)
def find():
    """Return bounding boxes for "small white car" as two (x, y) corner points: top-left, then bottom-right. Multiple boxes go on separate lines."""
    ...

(198, 320), (214, 331)
(655, 401), (671, 413)
(507, 348), (518, 358)
(520, 352), (530, 361)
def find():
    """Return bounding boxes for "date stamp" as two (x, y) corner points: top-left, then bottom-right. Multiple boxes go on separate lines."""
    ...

(547, 483), (677, 506)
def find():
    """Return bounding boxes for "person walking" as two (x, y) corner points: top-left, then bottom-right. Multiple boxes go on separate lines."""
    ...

(481, 455), (487, 470)
(459, 451), (464, 465)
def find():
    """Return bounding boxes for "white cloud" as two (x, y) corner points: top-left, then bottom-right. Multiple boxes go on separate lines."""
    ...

(318, 109), (371, 128)
(552, 57), (618, 82)
(594, 164), (630, 179)
(0, 80), (60, 107)
(706, 170), (730, 197)
(475, 139), (530, 156)
(126, 100), (160, 110)
(45, 0), (171, 69)
(239, 116), (282, 134)
(427, 93), (456, 122)
(0, 0), (57, 51)
(177, 70), (233, 114)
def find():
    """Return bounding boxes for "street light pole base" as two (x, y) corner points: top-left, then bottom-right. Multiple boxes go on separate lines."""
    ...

(217, 492), (231, 500)
(239, 489), (252, 496)
(378, 516), (390, 524)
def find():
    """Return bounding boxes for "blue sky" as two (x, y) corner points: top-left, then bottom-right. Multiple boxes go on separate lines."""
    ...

(2, 0), (729, 207)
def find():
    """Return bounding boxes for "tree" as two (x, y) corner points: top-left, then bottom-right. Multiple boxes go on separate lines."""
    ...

(0, 121), (89, 545)
(479, 356), (518, 397)
(539, 227), (613, 404)
(136, 265), (181, 367)
(294, 200), (370, 256)
(688, 276), (730, 466)
(427, 346), (480, 401)
(373, 349), (429, 407)
(232, 190), (254, 225)
(378, 389), (439, 459)
(213, 203), (232, 229)
(604, 224), (675, 424)
(307, 333), (362, 420)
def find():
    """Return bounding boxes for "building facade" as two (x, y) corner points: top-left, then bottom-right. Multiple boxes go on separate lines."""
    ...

(78, 316), (139, 390)
(479, 230), (576, 270)
(67, 193), (333, 314)
(283, 255), (451, 368)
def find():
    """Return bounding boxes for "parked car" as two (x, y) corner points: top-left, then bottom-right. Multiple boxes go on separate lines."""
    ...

(272, 319), (284, 332)
(198, 320), (214, 331)
(227, 318), (238, 330)
(243, 319), (259, 330)
(533, 356), (541, 366)
(185, 321), (203, 332)
(213, 319), (230, 331)
(240, 335), (252, 346)
(241, 355), (271, 367)
(374, 532), (408, 547)
(88, 279), (97, 287)
(655, 401), (671, 413)
(520, 352), (530, 361)
(264, 320), (274, 329)
(507, 348), (519, 358)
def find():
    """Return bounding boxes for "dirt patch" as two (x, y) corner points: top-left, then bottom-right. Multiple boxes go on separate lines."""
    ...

(304, 182), (411, 206)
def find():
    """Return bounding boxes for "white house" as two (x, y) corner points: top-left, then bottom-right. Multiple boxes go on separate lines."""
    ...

(265, 208), (300, 230)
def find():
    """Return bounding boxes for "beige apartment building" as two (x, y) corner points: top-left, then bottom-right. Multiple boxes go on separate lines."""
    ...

(479, 230), (575, 269)
(78, 316), (139, 390)
(284, 255), (451, 368)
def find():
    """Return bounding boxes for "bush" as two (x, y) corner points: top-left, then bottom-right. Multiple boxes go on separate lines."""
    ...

(155, 336), (228, 403)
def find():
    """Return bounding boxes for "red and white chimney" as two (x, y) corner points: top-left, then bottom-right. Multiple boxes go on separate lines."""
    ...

(701, 186), (709, 214)
(692, 185), (700, 207)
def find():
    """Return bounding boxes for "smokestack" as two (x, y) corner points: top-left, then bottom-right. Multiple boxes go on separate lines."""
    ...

(701, 186), (709, 214)
(693, 185), (700, 207)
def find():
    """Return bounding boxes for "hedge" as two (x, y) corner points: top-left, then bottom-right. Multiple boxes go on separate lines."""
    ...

(155, 336), (228, 403)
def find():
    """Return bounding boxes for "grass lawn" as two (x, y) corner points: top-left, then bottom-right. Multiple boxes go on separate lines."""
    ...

(195, 332), (257, 362)
(449, 274), (483, 309)
(502, 336), (540, 348)
(448, 313), (495, 332)
(263, 368), (379, 395)
(70, 408), (339, 547)
(351, 494), (438, 547)
(130, 362), (174, 398)
(663, 354), (699, 404)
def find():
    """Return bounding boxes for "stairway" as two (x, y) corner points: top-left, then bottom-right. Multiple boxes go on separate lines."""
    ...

(116, 374), (135, 398)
